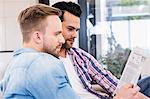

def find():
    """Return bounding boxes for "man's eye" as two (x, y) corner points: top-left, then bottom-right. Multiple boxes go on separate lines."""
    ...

(68, 28), (73, 31)
(76, 29), (79, 32)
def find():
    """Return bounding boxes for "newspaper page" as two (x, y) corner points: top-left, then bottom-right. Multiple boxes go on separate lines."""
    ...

(141, 54), (150, 79)
(114, 47), (148, 94)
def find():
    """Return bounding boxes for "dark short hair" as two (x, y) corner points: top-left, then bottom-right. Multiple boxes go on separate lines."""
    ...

(52, 1), (82, 22)
(18, 4), (61, 42)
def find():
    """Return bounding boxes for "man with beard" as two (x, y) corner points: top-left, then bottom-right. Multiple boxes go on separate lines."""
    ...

(0, 4), (80, 99)
(52, 1), (148, 99)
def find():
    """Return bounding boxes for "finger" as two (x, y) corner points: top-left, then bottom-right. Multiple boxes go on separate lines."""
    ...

(129, 88), (139, 95)
(133, 93), (139, 99)
(122, 83), (134, 89)
(133, 85), (140, 92)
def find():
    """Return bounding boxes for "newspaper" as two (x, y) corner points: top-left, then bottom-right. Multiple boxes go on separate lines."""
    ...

(114, 47), (149, 94)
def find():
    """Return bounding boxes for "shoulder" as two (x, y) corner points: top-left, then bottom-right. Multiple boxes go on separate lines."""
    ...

(26, 53), (66, 79)
(70, 47), (88, 54)
(70, 47), (93, 58)
(27, 52), (64, 72)
(26, 53), (67, 92)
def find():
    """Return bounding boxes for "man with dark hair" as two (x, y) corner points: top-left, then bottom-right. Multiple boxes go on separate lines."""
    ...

(0, 4), (80, 99)
(52, 1), (143, 99)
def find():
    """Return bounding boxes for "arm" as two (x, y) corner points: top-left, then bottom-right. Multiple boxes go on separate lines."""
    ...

(2, 69), (35, 99)
(69, 48), (118, 95)
(137, 92), (150, 99)
(83, 50), (118, 94)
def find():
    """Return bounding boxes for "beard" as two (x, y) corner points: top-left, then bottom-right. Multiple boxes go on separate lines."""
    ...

(62, 38), (75, 50)
(62, 43), (69, 49)
(45, 49), (59, 58)
(43, 44), (61, 58)
(61, 41), (72, 50)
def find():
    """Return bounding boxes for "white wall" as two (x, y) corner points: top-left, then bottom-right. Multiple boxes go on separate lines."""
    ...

(0, 0), (38, 51)
(0, 52), (12, 80)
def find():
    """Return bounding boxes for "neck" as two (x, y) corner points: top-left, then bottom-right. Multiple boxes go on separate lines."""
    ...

(59, 48), (67, 58)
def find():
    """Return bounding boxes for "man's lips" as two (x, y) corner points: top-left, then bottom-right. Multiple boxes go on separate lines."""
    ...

(67, 38), (75, 43)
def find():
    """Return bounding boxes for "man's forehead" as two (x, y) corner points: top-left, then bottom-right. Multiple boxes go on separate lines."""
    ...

(63, 11), (80, 20)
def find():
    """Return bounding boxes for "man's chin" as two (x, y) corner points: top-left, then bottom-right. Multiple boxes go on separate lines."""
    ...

(65, 45), (72, 50)
(62, 44), (72, 49)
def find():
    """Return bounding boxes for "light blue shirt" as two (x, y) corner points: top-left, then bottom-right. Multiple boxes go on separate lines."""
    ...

(0, 48), (80, 99)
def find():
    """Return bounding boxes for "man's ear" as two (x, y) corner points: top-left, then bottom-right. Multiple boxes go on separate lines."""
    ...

(33, 31), (43, 44)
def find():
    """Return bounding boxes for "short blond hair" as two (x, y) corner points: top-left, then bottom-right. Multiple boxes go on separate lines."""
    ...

(18, 4), (61, 42)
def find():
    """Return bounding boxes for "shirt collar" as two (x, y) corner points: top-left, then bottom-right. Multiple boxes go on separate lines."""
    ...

(13, 48), (38, 56)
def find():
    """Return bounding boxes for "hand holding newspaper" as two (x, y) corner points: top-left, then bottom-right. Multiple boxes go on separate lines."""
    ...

(114, 47), (149, 94)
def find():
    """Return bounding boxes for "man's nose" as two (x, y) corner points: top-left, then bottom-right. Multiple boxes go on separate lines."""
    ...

(72, 31), (77, 38)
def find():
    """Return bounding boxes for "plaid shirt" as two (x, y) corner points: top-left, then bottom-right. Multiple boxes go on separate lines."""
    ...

(68, 47), (118, 99)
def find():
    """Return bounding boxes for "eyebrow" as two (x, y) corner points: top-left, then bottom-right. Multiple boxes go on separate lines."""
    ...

(68, 26), (80, 31)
